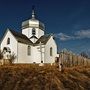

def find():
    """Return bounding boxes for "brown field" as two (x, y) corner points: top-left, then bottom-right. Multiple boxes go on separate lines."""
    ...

(0, 64), (90, 90)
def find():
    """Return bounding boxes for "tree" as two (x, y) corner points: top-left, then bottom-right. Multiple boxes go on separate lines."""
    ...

(80, 52), (88, 58)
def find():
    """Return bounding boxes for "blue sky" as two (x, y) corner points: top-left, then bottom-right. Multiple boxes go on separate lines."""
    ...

(0, 0), (90, 54)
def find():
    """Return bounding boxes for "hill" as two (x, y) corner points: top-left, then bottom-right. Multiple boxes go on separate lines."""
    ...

(0, 64), (90, 90)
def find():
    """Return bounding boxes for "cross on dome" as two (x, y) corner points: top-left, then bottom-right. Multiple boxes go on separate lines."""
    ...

(32, 5), (36, 19)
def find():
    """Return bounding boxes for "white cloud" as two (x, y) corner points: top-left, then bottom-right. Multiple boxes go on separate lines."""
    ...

(75, 30), (90, 39)
(54, 30), (90, 41)
(54, 33), (74, 41)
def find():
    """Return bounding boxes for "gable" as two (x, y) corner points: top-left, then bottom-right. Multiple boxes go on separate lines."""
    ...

(0, 29), (33, 45)
(46, 36), (57, 47)
(0, 29), (18, 52)
(0, 29), (17, 45)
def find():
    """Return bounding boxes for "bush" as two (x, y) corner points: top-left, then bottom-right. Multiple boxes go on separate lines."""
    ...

(0, 50), (3, 59)
(9, 53), (16, 64)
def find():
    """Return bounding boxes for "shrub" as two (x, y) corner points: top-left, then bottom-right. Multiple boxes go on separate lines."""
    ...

(0, 50), (3, 59)
(9, 53), (16, 64)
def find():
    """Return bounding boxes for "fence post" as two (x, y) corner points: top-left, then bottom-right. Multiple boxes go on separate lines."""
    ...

(76, 56), (78, 66)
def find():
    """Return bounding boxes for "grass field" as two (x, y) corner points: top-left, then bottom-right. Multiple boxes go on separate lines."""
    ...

(0, 64), (90, 90)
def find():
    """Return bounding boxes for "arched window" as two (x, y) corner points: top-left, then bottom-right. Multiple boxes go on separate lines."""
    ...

(27, 46), (31, 55)
(32, 28), (36, 36)
(50, 47), (53, 56)
(7, 38), (10, 44)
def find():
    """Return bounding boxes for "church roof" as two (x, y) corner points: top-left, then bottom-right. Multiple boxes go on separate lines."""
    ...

(10, 30), (33, 45)
(11, 29), (52, 45)
(35, 35), (51, 45)
(1, 29), (52, 46)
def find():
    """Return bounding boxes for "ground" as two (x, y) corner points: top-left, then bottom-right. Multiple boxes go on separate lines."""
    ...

(0, 64), (90, 90)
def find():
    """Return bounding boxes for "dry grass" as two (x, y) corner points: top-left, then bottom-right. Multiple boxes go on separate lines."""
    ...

(0, 64), (90, 90)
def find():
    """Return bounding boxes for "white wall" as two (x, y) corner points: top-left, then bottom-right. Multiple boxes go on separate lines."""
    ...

(22, 28), (44, 39)
(18, 43), (43, 63)
(18, 43), (32, 63)
(16, 36), (57, 64)
(44, 36), (57, 63)
(0, 30), (18, 63)
(34, 45), (45, 63)
(38, 29), (44, 38)
(31, 46), (41, 63)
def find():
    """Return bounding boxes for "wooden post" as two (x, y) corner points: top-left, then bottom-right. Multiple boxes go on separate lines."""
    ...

(38, 42), (45, 63)
(40, 42), (43, 63)
(59, 54), (61, 71)
(76, 56), (78, 66)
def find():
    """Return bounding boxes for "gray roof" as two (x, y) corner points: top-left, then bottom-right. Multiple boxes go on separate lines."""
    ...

(35, 35), (51, 45)
(10, 30), (51, 45)
(9, 29), (51, 46)
(0, 27), (52, 46)
(30, 36), (38, 39)
(10, 30), (33, 45)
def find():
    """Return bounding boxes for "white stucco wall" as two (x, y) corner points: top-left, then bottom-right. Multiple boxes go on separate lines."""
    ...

(17, 43), (44, 63)
(22, 28), (44, 40)
(44, 36), (57, 63)
(38, 29), (44, 38)
(22, 28), (29, 38)
(31, 46), (41, 63)
(18, 43), (32, 63)
(0, 30), (18, 63)
(34, 45), (45, 63)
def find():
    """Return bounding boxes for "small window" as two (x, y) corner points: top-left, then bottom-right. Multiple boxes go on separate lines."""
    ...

(27, 46), (31, 55)
(32, 28), (36, 36)
(50, 47), (53, 56)
(7, 38), (10, 44)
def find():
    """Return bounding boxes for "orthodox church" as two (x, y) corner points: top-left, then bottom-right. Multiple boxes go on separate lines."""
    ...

(0, 8), (58, 63)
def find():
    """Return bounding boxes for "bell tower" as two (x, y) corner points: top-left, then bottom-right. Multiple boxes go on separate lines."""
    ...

(22, 6), (45, 43)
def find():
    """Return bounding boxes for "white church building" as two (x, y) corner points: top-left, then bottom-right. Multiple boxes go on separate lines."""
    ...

(0, 9), (58, 64)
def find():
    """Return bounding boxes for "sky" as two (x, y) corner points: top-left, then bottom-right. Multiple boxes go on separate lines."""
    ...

(0, 0), (90, 55)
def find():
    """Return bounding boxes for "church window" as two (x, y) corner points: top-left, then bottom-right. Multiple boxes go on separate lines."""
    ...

(32, 28), (36, 36)
(27, 46), (31, 55)
(7, 38), (10, 44)
(50, 47), (53, 56)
